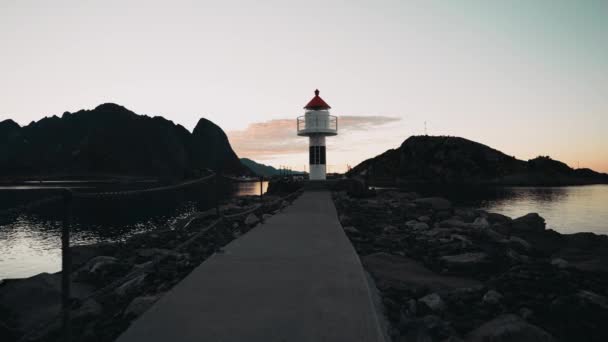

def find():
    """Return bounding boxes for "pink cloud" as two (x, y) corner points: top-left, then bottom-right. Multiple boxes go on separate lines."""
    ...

(228, 115), (401, 160)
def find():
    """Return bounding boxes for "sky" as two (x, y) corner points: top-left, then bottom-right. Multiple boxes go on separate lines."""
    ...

(1, 0), (606, 173)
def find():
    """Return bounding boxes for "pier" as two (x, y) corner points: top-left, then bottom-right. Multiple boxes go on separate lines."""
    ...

(117, 189), (386, 342)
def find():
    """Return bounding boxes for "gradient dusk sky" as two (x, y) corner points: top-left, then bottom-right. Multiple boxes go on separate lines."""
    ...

(1, 0), (606, 173)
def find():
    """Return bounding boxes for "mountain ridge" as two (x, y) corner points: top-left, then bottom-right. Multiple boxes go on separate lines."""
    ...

(0, 103), (250, 180)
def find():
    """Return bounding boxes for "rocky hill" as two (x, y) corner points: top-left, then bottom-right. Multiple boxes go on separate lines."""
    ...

(348, 135), (608, 186)
(240, 158), (304, 177)
(0, 104), (250, 180)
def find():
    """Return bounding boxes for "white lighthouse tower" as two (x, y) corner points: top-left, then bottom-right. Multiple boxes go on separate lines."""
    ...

(297, 89), (338, 180)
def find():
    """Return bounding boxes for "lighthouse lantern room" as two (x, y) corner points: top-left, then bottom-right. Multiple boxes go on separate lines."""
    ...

(297, 89), (338, 180)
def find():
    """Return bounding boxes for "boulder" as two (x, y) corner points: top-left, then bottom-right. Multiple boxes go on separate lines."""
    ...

(440, 219), (468, 228)
(550, 290), (608, 341)
(244, 213), (260, 226)
(124, 295), (161, 317)
(482, 290), (503, 305)
(487, 212), (512, 225)
(413, 222), (430, 230)
(466, 314), (555, 342)
(418, 293), (446, 314)
(115, 274), (146, 296)
(414, 197), (452, 211)
(508, 236), (532, 252)
(550, 258), (569, 269)
(262, 214), (272, 221)
(418, 215), (431, 223)
(343, 226), (360, 235)
(406, 220), (419, 229)
(440, 253), (488, 269)
(512, 213), (546, 232)
(471, 217), (490, 229)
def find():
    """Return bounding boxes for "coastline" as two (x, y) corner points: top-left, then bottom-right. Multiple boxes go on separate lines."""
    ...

(333, 189), (608, 341)
(0, 192), (300, 342)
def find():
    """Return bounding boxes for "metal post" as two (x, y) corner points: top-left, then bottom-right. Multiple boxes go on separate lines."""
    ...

(61, 189), (73, 342)
(259, 176), (264, 202)
(215, 172), (220, 217)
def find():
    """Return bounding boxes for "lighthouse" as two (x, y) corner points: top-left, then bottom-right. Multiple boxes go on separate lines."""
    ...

(297, 89), (338, 180)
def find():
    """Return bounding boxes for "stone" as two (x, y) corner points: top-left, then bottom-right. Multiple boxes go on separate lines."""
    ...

(487, 212), (512, 225)
(384, 225), (399, 233)
(339, 214), (352, 225)
(343, 226), (360, 234)
(466, 314), (555, 342)
(137, 248), (184, 259)
(414, 197), (452, 211)
(413, 222), (430, 230)
(418, 293), (446, 314)
(508, 236), (532, 252)
(406, 220), (419, 229)
(73, 299), (102, 319)
(471, 217), (490, 229)
(482, 290), (503, 305)
(115, 274), (146, 296)
(484, 229), (508, 243)
(440, 253), (488, 268)
(418, 215), (431, 223)
(244, 213), (260, 226)
(262, 214), (272, 220)
(440, 219), (468, 228)
(512, 213), (546, 232)
(550, 258), (569, 269)
(83, 256), (118, 273)
(124, 295), (161, 317)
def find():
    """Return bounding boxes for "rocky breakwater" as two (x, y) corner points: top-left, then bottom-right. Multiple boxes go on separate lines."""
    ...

(0, 193), (299, 342)
(333, 190), (608, 342)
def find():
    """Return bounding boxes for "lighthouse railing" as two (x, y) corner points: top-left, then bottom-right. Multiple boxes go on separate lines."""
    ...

(297, 115), (338, 135)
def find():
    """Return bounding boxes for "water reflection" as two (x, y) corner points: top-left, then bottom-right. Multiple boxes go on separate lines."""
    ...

(0, 181), (268, 280)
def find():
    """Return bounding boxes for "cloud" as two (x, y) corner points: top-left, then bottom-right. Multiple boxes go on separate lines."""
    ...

(228, 115), (401, 160)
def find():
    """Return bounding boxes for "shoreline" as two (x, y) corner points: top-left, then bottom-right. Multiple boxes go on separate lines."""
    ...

(0, 192), (301, 342)
(333, 189), (608, 341)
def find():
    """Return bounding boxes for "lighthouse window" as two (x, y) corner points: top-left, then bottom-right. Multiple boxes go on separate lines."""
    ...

(309, 146), (326, 165)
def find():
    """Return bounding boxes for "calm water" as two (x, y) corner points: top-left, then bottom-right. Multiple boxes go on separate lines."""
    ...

(0, 181), (268, 280)
(479, 185), (608, 236)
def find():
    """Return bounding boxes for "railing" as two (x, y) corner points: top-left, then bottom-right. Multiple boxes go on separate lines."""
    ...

(297, 115), (338, 135)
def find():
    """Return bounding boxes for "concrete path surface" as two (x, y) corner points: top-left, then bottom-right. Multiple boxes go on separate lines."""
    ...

(117, 190), (386, 342)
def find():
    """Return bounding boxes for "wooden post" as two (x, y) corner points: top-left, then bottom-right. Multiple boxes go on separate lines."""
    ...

(61, 189), (73, 342)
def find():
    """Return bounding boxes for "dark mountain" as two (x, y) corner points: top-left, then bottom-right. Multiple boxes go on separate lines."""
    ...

(0, 103), (250, 180)
(240, 158), (304, 177)
(348, 135), (608, 186)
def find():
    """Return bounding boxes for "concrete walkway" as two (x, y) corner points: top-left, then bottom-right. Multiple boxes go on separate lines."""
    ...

(117, 191), (386, 342)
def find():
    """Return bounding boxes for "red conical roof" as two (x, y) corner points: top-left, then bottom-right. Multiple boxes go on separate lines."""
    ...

(304, 89), (331, 110)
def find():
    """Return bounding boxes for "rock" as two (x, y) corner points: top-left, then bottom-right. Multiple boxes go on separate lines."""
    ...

(406, 220), (419, 229)
(73, 299), (102, 319)
(413, 222), (430, 230)
(339, 214), (352, 225)
(440, 253), (488, 269)
(82, 256), (118, 273)
(519, 307), (534, 320)
(418, 215), (431, 223)
(550, 290), (608, 341)
(440, 219), (468, 228)
(512, 213), (546, 232)
(384, 225), (399, 234)
(124, 295), (161, 317)
(508, 236), (531, 252)
(466, 314), (555, 342)
(414, 197), (452, 211)
(471, 217), (490, 229)
(137, 248), (184, 259)
(550, 258), (569, 269)
(343, 226), (360, 235)
(244, 213), (260, 226)
(115, 274), (146, 296)
(262, 214), (272, 220)
(487, 212), (512, 225)
(418, 293), (446, 313)
(451, 234), (473, 247)
(482, 290), (503, 305)
(483, 229), (508, 243)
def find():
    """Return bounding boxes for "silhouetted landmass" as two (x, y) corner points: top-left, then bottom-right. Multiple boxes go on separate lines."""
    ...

(0, 104), (250, 180)
(240, 158), (304, 177)
(348, 135), (608, 186)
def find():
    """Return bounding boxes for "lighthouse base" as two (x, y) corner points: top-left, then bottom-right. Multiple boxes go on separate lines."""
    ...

(309, 164), (327, 180)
